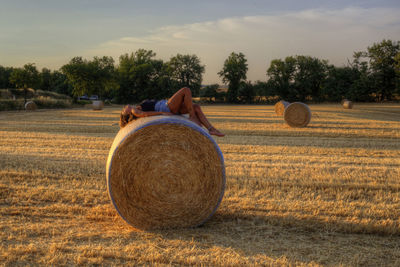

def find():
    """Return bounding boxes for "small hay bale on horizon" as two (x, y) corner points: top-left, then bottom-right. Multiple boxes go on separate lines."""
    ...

(343, 100), (353, 109)
(92, 100), (104, 110)
(274, 100), (290, 116)
(283, 102), (311, 128)
(24, 101), (37, 111)
(106, 115), (225, 230)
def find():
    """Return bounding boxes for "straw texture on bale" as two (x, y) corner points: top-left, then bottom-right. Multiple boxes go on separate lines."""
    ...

(24, 101), (37, 111)
(274, 100), (290, 116)
(283, 102), (311, 128)
(106, 115), (225, 230)
(92, 100), (104, 110)
(343, 100), (353, 109)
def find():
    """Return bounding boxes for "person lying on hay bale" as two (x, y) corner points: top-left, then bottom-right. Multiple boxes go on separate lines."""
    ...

(119, 87), (225, 137)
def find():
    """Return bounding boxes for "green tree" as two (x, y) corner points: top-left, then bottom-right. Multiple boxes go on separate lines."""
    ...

(40, 68), (52, 91)
(0, 65), (14, 88)
(266, 57), (296, 101)
(61, 56), (117, 98)
(168, 54), (205, 96)
(395, 52), (400, 95)
(347, 51), (375, 102)
(9, 63), (40, 103)
(51, 70), (72, 96)
(218, 52), (248, 103)
(292, 56), (328, 102)
(252, 81), (272, 103)
(323, 65), (356, 102)
(238, 81), (255, 103)
(200, 84), (219, 102)
(355, 39), (400, 101)
(117, 49), (168, 103)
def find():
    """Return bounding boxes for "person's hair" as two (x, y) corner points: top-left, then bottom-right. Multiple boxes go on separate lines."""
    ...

(119, 106), (138, 128)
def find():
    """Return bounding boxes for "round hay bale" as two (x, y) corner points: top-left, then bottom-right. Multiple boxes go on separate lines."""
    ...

(274, 100), (290, 116)
(283, 102), (311, 128)
(92, 100), (104, 110)
(342, 100), (353, 109)
(24, 101), (37, 111)
(106, 115), (225, 230)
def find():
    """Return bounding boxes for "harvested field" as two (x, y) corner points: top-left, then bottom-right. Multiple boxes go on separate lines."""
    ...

(1, 103), (399, 266)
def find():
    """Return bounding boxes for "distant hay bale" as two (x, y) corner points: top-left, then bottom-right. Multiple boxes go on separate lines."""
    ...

(343, 100), (353, 109)
(92, 100), (104, 110)
(283, 102), (311, 128)
(274, 100), (290, 116)
(24, 101), (37, 111)
(106, 115), (225, 230)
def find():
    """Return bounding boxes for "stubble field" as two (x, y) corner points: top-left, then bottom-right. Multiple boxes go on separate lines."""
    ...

(0, 103), (399, 266)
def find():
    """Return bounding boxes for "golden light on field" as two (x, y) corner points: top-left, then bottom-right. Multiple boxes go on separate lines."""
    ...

(1, 103), (399, 266)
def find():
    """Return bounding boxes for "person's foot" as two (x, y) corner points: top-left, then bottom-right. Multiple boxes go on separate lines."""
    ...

(208, 126), (225, 137)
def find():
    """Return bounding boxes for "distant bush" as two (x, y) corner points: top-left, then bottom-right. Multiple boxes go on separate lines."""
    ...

(0, 89), (73, 111)
(75, 99), (92, 105)
(35, 89), (72, 100)
(0, 99), (24, 111)
(8, 88), (35, 99)
(0, 89), (13, 99)
(33, 96), (72, 109)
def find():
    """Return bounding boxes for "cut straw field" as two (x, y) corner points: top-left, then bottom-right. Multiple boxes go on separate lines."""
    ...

(1, 103), (399, 266)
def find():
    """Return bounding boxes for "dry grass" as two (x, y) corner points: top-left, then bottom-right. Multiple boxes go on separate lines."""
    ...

(1, 103), (399, 266)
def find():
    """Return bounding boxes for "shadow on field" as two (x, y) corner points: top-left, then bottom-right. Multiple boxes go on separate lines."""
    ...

(210, 118), (281, 124)
(151, 209), (399, 266)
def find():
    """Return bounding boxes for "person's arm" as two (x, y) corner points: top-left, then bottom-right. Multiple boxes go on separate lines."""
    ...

(132, 108), (172, 118)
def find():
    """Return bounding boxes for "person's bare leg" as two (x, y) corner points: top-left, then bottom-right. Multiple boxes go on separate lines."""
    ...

(193, 104), (225, 137)
(167, 87), (224, 136)
(167, 87), (195, 118)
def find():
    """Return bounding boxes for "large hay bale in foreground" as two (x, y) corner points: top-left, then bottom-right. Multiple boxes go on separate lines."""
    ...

(92, 100), (104, 110)
(342, 100), (353, 109)
(283, 102), (311, 128)
(106, 115), (225, 230)
(274, 100), (290, 116)
(24, 101), (37, 111)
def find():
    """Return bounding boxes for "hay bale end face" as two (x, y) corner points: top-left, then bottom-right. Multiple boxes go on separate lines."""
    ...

(106, 115), (225, 230)
(92, 100), (104, 110)
(24, 101), (37, 111)
(283, 102), (311, 128)
(343, 100), (353, 109)
(274, 100), (290, 116)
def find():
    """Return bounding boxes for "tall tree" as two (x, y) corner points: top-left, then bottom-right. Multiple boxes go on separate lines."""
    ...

(292, 56), (328, 102)
(395, 52), (400, 95)
(360, 39), (400, 101)
(9, 63), (40, 103)
(40, 68), (52, 91)
(61, 56), (117, 98)
(117, 49), (167, 103)
(50, 70), (71, 96)
(323, 65), (356, 102)
(238, 81), (255, 103)
(346, 51), (374, 101)
(0, 65), (14, 89)
(168, 54), (205, 96)
(266, 57), (296, 101)
(218, 52), (248, 103)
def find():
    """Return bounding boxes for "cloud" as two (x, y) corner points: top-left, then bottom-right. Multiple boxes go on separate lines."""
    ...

(87, 7), (400, 84)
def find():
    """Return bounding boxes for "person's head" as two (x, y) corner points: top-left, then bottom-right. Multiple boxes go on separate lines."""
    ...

(119, 105), (138, 128)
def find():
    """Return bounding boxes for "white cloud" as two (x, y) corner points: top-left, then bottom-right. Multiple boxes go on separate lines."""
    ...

(87, 7), (400, 84)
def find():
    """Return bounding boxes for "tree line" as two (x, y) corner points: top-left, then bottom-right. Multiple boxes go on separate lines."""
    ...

(0, 39), (399, 104)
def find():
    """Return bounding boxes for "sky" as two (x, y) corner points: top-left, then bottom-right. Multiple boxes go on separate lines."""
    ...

(1, 0), (400, 84)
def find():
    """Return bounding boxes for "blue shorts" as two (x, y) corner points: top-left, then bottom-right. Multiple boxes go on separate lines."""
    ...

(154, 99), (171, 113)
